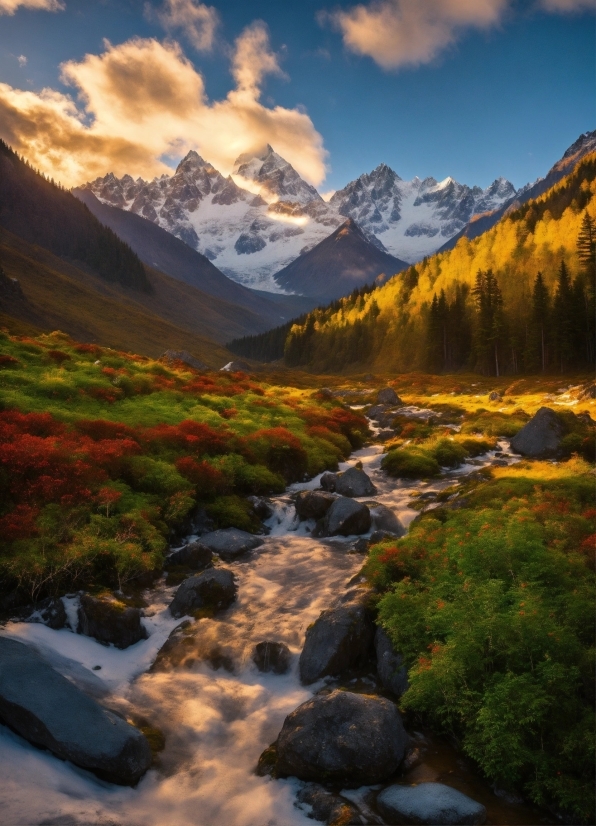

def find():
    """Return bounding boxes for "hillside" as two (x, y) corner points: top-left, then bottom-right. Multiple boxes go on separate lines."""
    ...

(235, 153), (596, 375)
(273, 218), (408, 302)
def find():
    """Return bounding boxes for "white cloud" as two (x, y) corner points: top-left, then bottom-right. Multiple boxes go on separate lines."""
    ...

(325, 0), (510, 69)
(17, 55), (27, 66)
(539, 0), (595, 11)
(0, 30), (327, 188)
(0, 0), (64, 14)
(147, 0), (219, 51)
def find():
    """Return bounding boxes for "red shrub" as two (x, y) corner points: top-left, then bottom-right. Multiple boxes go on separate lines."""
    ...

(74, 343), (103, 357)
(0, 504), (40, 542)
(47, 350), (70, 364)
(244, 427), (308, 482)
(0, 410), (65, 438)
(143, 420), (229, 455)
(75, 418), (137, 441)
(0, 355), (20, 368)
(175, 457), (227, 496)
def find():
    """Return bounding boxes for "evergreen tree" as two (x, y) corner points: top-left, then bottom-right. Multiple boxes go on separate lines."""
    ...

(528, 272), (550, 372)
(472, 269), (505, 375)
(577, 211), (596, 277)
(552, 260), (574, 372)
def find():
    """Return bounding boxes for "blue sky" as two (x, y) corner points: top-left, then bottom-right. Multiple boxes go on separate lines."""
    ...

(0, 0), (593, 190)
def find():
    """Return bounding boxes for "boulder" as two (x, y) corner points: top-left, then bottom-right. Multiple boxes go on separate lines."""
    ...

(198, 528), (263, 562)
(510, 407), (564, 458)
(77, 594), (147, 650)
(275, 689), (407, 785)
(299, 589), (375, 684)
(376, 782), (487, 825)
(25, 597), (67, 630)
(370, 504), (405, 536)
(377, 387), (401, 405)
(375, 627), (408, 697)
(0, 637), (152, 785)
(369, 529), (402, 545)
(335, 467), (377, 498)
(220, 360), (251, 373)
(580, 383), (596, 400)
(323, 497), (371, 537)
(296, 784), (366, 825)
(295, 490), (336, 521)
(488, 390), (502, 402)
(169, 568), (236, 619)
(252, 641), (292, 675)
(320, 472), (338, 492)
(162, 350), (208, 371)
(247, 496), (274, 520)
(164, 541), (212, 570)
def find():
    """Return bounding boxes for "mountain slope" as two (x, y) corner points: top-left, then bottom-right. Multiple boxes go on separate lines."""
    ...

(273, 218), (408, 302)
(439, 130), (596, 253)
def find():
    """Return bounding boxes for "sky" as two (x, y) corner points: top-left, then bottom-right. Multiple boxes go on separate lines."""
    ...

(0, 0), (593, 192)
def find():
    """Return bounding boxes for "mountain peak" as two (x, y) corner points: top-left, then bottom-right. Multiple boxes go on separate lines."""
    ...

(176, 150), (212, 174)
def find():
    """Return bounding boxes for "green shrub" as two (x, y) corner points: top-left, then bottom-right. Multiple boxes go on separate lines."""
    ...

(459, 437), (497, 456)
(205, 495), (261, 532)
(382, 447), (440, 478)
(431, 438), (468, 468)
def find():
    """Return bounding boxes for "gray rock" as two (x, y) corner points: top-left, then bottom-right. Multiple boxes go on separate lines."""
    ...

(25, 597), (67, 630)
(295, 490), (336, 521)
(276, 689), (407, 785)
(370, 504), (405, 536)
(161, 350), (208, 371)
(375, 627), (408, 697)
(580, 383), (596, 399)
(252, 641), (292, 674)
(0, 638), (152, 785)
(299, 589), (375, 684)
(488, 390), (502, 401)
(510, 407), (564, 458)
(296, 784), (366, 825)
(198, 528), (263, 562)
(369, 529), (402, 545)
(376, 782), (487, 825)
(247, 496), (274, 520)
(323, 497), (371, 537)
(170, 568), (237, 618)
(320, 472), (338, 492)
(335, 467), (377, 497)
(77, 595), (147, 650)
(220, 360), (252, 373)
(377, 387), (401, 405)
(165, 541), (212, 570)
(366, 404), (387, 421)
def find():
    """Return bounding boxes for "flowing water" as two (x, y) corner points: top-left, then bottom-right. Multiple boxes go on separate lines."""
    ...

(0, 426), (555, 826)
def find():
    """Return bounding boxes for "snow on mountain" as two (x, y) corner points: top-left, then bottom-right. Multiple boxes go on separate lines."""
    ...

(85, 149), (516, 292)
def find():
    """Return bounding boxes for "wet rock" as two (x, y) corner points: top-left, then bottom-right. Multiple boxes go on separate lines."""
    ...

(366, 404), (387, 421)
(0, 637), (152, 785)
(25, 597), (67, 630)
(169, 568), (237, 619)
(77, 594), (147, 650)
(198, 528), (263, 562)
(580, 383), (596, 399)
(375, 627), (408, 697)
(323, 497), (371, 537)
(164, 541), (212, 570)
(299, 589), (375, 684)
(295, 490), (337, 521)
(370, 504), (405, 536)
(488, 391), (502, 402)
(247, 496), (274, 520)
(320, 472), (338, 492)
(275, 689), (407, 785)
(376, 782), (487, 825)
(377, 387), (401, 405)
(369, 529), (402, 544)
(296, 784), (366, 825)
(335, 467), (377, 498)
(252, 641), (292, 674)
(509, 407), (564, 458)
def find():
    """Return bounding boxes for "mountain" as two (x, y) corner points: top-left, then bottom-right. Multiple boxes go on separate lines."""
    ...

(86, 150), (515, 290)
(439, 130), (596, 253)
(273, 218), (408, 302)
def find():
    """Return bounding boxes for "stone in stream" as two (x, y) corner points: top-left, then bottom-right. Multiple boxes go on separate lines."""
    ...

(323, 497), (371, 537)
(295, 490), (337, 521)
(320, 472), (338, 492)
(509, 407), (564, 458)
(369, 504), (406, 536)
(169, 568), (237, 619)
(164, 541), (213, 570)
(299, 589), (375, 684)
(198, 528), (263, 562)
(0, 637), (152, 785)
(77, 594), (147, 650)
(295, 784), (368, 825)
(376, 782), (487, 825)
(377, 387), (402, 405)
(275, 689), (407, 785)
(375, 627), (408, 697)
(24, 596), (67, 630)
(334, 466), (377, 498)
(252, 641), (292, 674)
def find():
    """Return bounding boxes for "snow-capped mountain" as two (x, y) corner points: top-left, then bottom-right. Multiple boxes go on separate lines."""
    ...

(85, 147), (516, 291)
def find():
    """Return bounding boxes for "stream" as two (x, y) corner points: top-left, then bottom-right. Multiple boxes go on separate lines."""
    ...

(0, 421), (555, 826)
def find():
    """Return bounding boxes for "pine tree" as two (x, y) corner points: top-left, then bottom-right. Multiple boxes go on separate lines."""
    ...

(531, 272), (550, 372)
(577, 211), (595, 277)
(552, 260), (574, 372)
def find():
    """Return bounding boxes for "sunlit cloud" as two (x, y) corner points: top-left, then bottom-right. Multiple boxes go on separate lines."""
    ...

(17, 55), (27, 66)
(0, 0), (63, 14)
(146, 0), (219, 51)
(0, 29), (327, 188)
(323, 0), (510, 70)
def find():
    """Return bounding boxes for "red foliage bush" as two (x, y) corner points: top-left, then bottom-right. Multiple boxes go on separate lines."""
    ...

(0, 355), (20, 368)
(175, 457), (227, 497)
(0, 410), (65, 438)
(75, 418), (137, 441)
(244, 427), (308, 482)
(143, 420), (229, 455)
(47, 350), (71, 364)
(0, 504), (40, 541)
(73, 343), (103, 356)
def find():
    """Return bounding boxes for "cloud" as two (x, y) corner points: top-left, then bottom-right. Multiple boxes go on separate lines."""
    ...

(0, 30), (327, 188)
(17, 55), (27, 66)
(0, 0), (64, 14)
(325, 0), (510, 69)
(539, 0), (595, 11)
(147, 0), (219, 51)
